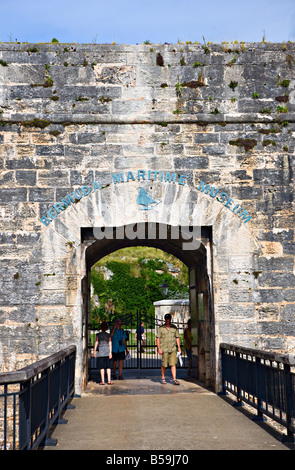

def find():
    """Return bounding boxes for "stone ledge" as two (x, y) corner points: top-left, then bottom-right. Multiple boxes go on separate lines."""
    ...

(0, 42), (295, 52)
(0, 345), (76, 384)
(0, 112), (294, 125)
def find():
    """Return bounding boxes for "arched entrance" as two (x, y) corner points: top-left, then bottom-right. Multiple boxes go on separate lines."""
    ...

(37, 173), (260, 396)
(81, 223), (214, 389)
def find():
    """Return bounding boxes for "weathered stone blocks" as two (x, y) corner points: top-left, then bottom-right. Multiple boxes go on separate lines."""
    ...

(0, 42), (294, 392)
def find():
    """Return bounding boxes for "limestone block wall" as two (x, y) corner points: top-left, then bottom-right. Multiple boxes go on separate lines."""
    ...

(0, 42), (294, 390)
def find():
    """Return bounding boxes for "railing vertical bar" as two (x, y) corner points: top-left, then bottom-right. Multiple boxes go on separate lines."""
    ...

(285, 363), (295, 442)
(218, 346), (226, 395)
(233, 351), (243, 406)
(43, 367), (51, 447)
(254, 357), (263, 421)
(66, 356), (69, 404)
(27, 380), (32, 450)
(3, 384), (7, 450)
(13, 393), (16, 450)
(59, 360), (62, 414)
(220, 343), (295, 442)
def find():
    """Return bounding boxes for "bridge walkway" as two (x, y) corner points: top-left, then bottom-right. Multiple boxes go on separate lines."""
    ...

(45, 369), (291, 451)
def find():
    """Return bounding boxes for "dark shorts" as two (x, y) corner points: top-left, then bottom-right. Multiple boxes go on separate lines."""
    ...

(112, 351), (126, 361)
(97, 356), (113, 370)
(186, 349), (192, 359)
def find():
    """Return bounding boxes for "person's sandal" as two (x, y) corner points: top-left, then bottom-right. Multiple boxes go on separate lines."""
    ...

(173, 380), (180, 385)
(119, 376), (124, 380)
(161, 378), (167, 384)
(99, 382), (105, 385)
(108, 382), (114, 385)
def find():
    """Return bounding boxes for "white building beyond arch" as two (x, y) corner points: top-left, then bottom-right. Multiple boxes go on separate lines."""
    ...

(153, 299), (190, 324)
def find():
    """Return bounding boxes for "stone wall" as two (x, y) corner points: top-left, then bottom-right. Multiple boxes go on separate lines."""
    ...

(0, 42), (294, 391)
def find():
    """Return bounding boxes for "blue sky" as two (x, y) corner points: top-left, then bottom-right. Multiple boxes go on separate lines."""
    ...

(0, 0), (294, 45)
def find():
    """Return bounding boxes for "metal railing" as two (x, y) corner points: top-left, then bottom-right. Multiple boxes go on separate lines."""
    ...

(220, 343), (295, 442)
(0, 345), (76, 450)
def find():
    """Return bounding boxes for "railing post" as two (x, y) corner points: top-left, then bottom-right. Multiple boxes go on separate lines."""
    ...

(218, 346), (227, 395)
(42, 367), (58, 448)
(63, 356), (71, 415)
(64, 354), (76, 409)
(19, 379), (31, 450)
(232, 351), (243, 407)
(252, 357), (264, 421)
(283, 364), (295, 443)
(3, 385), (7, 450)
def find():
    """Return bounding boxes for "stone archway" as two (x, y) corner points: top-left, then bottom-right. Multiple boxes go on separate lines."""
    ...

(37, 174), (260, 394)
(1, 42), (294, 408)
(82, 223), (213, 388)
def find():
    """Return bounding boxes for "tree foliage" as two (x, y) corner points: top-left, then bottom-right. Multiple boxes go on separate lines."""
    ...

(90, 247), (188, 323)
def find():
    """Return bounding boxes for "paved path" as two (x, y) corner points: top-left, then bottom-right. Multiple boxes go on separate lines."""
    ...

(45, 369), (292, 451)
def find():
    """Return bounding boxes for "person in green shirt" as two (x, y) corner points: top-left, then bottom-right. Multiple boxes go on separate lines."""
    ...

(156, 313), (181, 385)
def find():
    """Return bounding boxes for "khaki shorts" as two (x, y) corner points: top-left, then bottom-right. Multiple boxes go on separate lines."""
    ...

(161, 350), (177, 367)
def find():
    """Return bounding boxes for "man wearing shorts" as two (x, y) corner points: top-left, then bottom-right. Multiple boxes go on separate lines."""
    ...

(156, 313), (181, 385)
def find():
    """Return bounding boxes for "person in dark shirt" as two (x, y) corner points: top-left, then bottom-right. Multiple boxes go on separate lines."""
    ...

(135, 321), (146, 352)
(111, 319), (129, 380)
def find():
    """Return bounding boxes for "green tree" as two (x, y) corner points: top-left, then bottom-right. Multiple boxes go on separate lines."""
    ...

(90, 248), (188, 324)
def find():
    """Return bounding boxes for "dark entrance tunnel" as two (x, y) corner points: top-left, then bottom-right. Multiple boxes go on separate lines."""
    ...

(82, 223), (211, 267)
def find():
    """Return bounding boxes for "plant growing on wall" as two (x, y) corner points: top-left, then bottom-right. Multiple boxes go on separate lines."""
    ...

(229, 138), (257, 152)
(156, 53), (164, 66)
(277, 105), (288, 113)
(228, 81), (238, 90)
(202, 36), (210, 54)
(175, 75), (182, 96)
(278, 79), (290, 88)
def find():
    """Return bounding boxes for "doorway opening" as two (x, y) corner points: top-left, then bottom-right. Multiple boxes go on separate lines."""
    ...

(89, 246), (189, 371)
(81, 223), (214, 389)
